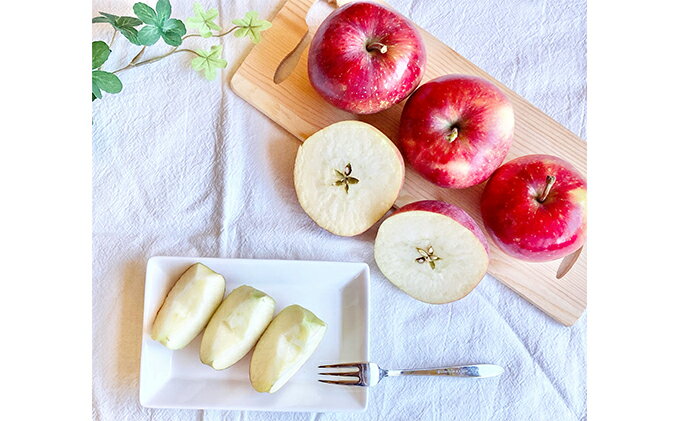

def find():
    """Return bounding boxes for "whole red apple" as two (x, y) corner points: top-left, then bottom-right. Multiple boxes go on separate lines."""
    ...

(480, 154), (587, 262)
(398, 75), (515, 188)
(308, 2), (426, 114)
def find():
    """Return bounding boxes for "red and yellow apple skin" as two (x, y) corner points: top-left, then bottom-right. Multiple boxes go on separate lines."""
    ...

(397, 75), (514, 188)
(480, 154), (587, 262)
(395, 200), (489, 254)
(307, 2), (426, 115)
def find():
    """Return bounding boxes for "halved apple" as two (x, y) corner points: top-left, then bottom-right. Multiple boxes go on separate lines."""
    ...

(250, 305), (327, 393)
(374, 200), (489, 304)
(200, 285), (276, 370)
(151, 263), (226, 350)
(294, 120), (405, 236)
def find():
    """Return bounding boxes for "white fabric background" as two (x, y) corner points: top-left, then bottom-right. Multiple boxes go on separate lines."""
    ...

(92, 0), (586, 420)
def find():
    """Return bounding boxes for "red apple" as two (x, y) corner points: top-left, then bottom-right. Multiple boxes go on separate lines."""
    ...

(374, 200), (489, 304)
(480, 154), (587, 262)
(398, 75), (515, 188)
(308, 2), (426, 114)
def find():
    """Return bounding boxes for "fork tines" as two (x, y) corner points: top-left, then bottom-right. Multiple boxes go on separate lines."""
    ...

(318, 363), (364, 386)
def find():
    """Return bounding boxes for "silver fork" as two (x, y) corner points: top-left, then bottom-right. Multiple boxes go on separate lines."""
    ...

(319, 362), (504, 387)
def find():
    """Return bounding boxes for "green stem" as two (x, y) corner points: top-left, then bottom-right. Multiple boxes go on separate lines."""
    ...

(97, 30), (117, 71)
(111, 26), (239, 75)
(130, 46), (146, 64)
(183, 26), (239, 40)
(109, 30), (117, 48)
(113, 47), (198, 74)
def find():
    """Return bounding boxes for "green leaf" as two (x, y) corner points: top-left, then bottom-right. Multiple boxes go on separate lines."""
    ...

(100, 12), (119, 21)
(92, 70), (123, 94)
(155, 0), (171, 23)
(137, 25), (161, 45)
(191, 45), (227, 80)
(132, 1), (184, 46)
(232, 11), (272, 44)
(233, 27), (249, 38)
(118, 27), (140, 45)
(92, 41), (111, 69)
(93, 13), (143, 44)
(133, 2), (157, 24)
(186, 3), (221, 38)
(162, 18), (186, 34)
(161, 30), (182, 46)
(160, 19), (186, 46)
(92, 82), (102, 99)
(116, 16), (143, 27)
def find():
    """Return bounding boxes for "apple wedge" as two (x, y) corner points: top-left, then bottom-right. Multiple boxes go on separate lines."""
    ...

(294, 120), (405, 236)
(374, 200), (489, 304)
(250, 305), (327, 393)
(151, 263), (226, 350)
(200, 285), (276, 370)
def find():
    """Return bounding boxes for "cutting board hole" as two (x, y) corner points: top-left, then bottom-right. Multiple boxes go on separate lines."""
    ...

(274, 0), (336, 84)
(556, 246), (583, 279)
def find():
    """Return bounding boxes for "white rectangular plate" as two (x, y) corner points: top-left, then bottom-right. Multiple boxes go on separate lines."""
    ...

(139, 256), (370, 412)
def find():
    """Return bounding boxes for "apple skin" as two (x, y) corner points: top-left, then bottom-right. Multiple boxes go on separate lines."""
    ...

(308, 2), (426, 114)
(395, 200), (489, 254)
(480, 154), (586, 262)
(397, 74), (515, 188)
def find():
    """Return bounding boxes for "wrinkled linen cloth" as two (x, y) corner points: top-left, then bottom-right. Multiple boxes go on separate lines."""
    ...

(92, 0), (586, 420)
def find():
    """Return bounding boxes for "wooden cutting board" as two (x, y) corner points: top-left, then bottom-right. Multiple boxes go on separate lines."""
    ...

(231, 0), (587, 326)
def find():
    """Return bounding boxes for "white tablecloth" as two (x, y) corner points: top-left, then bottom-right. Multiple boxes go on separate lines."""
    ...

(92, 0), (586, 419)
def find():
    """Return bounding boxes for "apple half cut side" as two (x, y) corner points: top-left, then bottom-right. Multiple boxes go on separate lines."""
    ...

(374, 200), (489, 304)
(250, 305), (327, 393)
(151, 263), (226, 350)
(294, 120), (405, 236)
(199, 285), (276, 370)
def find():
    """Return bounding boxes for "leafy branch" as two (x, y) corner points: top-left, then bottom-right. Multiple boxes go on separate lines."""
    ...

(92, 0), (272, 100)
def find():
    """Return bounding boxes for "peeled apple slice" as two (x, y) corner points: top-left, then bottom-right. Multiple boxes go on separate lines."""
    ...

(151, 263), (226, 350)
(374, 200), (489, 304)
(294, 120), (405, 236)
(200, 285), (276, 370)
(250, 305), (327, 393)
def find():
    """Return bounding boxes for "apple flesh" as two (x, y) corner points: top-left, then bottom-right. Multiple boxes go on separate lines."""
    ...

(151, 263), (226, 350)
(250, 305), (327, 393)
(480, 154), (586, 262)
(294, 120), (405, 236)
(308, 1), (426, 114)
(374, 200), (489, 304)
(398, 74), (515, 188)
(199, 286), (275, 370)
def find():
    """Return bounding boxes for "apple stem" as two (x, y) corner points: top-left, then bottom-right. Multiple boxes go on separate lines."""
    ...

(538, 175), (557, 203)
(446, 127), (459, 143)
(366, 42), (388, 54)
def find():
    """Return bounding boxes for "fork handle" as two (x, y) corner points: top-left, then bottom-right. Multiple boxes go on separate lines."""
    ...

(386, 364), (503, 378)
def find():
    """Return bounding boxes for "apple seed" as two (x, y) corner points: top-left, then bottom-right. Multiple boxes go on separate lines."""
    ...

(334, 163), (359, 194)
(415, 246), (442, 270)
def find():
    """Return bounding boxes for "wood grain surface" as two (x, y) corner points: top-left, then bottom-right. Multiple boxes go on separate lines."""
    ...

(231, 0), (586, 326)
